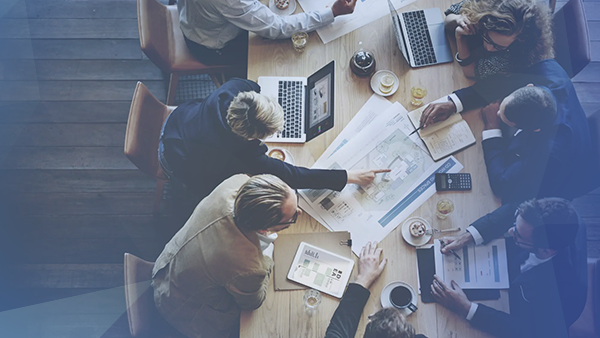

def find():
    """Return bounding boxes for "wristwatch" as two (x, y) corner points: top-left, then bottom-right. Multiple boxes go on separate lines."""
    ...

(455, 52), (475, 67)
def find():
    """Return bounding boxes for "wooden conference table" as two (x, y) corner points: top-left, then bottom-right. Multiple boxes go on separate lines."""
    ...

(241, 0), (508, 337)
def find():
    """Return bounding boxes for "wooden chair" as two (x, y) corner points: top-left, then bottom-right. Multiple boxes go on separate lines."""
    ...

(553, 0), (591, 78)
(124, 253), (185, 338)
(137, 0), (232, 105)
(569, 258), (600, 338)
(125, 82), (175, 215)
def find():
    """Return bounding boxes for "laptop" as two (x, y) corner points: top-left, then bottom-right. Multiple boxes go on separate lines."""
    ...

(387, 0), (453, 68)
(258, 61), (335, 143)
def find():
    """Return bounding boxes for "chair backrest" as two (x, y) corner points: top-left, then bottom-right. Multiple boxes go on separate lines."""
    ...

(553, 0), (591, 78)
(569, 258), (600, 338)
(137, 0), (173, 71)
(124, 253), (156, 338)
(125, 82), (174, 179)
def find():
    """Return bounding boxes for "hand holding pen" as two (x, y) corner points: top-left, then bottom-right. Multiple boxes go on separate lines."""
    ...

(440, 239), (461, 260)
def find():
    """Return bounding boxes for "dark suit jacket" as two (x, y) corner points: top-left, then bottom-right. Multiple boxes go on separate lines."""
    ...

(161, 78), (347, 200)
(454, 60), (595, 203)
(324, 283), (427, 338)
(467, 204), (588, 338)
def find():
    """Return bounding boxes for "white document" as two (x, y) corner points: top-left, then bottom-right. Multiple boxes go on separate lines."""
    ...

(321, 94), (392, 160)
(434, 239), (510, 289)
(301, 102), (463, 255)
(287, 242), (355, 298)
(298, 0), (418, 44)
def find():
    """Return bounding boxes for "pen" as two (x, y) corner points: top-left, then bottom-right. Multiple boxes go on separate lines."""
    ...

(440, 239), (461, 260)
(407, 126), (422, 137)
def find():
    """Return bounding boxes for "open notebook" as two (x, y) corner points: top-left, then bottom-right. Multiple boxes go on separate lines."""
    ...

(408, 105), (476, 161)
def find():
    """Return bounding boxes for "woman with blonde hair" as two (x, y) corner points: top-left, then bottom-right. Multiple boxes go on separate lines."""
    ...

(158, 78), (387, 201)
(444, 0), (554, 80)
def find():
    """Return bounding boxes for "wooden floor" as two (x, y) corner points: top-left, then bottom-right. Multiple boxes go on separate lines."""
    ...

(0, 0), (598, 337)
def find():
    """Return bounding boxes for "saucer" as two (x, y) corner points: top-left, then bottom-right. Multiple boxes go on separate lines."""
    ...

(380, 281), (418, 316)
(267, 147), (295, 165)
(370, 70), (399, 97)
(401, 217), (432, 247)
(268, 0), (296, 16)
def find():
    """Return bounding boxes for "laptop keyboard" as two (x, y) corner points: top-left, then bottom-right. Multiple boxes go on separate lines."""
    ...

(277, 80), (303, 139)
(402, 10), (437, 66)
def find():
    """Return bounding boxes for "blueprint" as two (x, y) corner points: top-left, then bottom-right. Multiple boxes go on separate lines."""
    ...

(300, 103), (463, 254)
(297, 0), (418, 43)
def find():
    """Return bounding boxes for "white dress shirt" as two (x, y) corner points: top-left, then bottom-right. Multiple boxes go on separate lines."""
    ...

(178, 0), (335, 49)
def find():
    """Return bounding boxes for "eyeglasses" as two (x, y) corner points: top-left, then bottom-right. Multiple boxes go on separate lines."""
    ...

(273, 190), (300, 226)
(511, 222), (536, 248)
(481, 31), (510, 52)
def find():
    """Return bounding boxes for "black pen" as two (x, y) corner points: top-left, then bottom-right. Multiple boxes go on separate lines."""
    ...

(440, 239), (461, 260)
(407, 126), (422, 137)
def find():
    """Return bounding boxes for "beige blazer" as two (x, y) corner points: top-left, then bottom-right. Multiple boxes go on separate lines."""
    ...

(152, 174), (274, 338)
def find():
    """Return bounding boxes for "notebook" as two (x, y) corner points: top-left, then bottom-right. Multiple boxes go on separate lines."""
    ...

(273, 231), (352, 291)
(407, 104), (476, 161)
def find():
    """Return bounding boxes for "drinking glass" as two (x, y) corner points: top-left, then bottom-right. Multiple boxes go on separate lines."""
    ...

(436, 199), (455, 219)
(292, 32), (308, 53)
(303, 289), (322, 310)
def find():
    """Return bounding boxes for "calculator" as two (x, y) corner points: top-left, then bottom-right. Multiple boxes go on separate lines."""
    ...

(435, 173), (472, 191)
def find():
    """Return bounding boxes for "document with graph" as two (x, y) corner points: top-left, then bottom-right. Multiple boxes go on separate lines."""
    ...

(433, 239), (509, 289)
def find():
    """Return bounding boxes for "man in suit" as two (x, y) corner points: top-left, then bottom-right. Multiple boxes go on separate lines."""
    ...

(152, 174), (301, 338)
(432, 198), (587, 338)
(159, 77), (388, 202)
(324, 242), (427, 338)
(419, 59), (593, 203)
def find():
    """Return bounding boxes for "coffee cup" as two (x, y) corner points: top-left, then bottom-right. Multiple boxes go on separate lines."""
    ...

(389, 285), (417, 312)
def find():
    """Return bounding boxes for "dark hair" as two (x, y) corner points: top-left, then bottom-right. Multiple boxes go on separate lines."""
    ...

(517, 197), (579, 250)
(503, 86), (557, 130)
(363, 308), (415, 338)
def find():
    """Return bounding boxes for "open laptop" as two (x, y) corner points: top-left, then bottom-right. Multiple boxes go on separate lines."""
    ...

(387, 0), (453, 68)
(258, 61), (335, 143)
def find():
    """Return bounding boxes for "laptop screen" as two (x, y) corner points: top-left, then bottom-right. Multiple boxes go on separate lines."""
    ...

(387, 0), (409, 62)
(305, 60), (335, 142)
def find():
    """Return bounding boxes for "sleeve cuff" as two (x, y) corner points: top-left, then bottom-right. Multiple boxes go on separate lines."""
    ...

(466, 226), (484, 245)
(466, 302), (479, 321)
(448, 93), (463, 113)
(482, 129), (502, 141)
(320, 8), (335, 24)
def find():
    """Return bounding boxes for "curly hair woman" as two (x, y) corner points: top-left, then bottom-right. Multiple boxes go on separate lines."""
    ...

(444, 0), (554, 80)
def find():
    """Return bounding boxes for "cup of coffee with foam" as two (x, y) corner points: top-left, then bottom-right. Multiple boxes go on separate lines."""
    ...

(389, 284), (417, 312)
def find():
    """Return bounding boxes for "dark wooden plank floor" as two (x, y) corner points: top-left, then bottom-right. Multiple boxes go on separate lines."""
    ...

(0, 0), (599, 337)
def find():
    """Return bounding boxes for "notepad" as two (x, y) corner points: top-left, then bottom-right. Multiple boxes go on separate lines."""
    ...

(287, 242), (354, 298)
(408, 105), (476, 161)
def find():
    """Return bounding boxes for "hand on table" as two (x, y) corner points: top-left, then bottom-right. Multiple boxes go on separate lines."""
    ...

(347, 169), (391, 186)
(481, 101), (502, 130)
(430, 275), (472, 318)
(354, 241), (387, 289)
(439, 232), (474, 255)
(419, 101), (457, 129)
(331, 0), (357, 17)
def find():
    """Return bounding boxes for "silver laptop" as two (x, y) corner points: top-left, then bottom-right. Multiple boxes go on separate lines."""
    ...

(387, 0), (453, 68)
(258, 61), (335, 143)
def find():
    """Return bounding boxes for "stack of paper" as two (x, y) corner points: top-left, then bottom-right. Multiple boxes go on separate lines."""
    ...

(299, 95), (464, 255)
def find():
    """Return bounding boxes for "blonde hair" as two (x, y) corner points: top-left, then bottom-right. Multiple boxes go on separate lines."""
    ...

(364, 308), (415, 338)
(227, 91), (284, 140)
(234, 174), (291, 231)
(461, 0), (554, 68)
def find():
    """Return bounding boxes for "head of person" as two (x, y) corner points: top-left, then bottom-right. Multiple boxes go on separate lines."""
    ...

(461, 0), (553, 65)
(363, 307), (416, 338)
(509, 198), (579, 258)
(233, 174), (301, 233)
(497, 85), (557, 131)
(227, 91), (284, 140)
